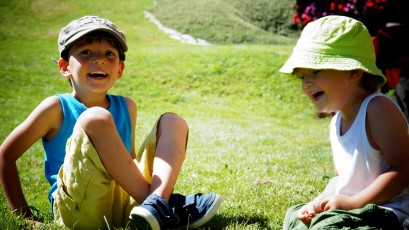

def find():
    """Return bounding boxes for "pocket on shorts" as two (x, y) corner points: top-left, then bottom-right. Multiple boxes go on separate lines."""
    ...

(53, 183), (77, 225)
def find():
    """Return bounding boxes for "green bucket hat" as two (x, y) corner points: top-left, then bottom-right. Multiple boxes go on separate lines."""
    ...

(280, 15), (385, 84)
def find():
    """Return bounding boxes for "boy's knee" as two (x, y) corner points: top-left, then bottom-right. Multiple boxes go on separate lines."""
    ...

(78, 107), (115, 132)
(160, 113), (188, 130)
(158, 113), (189, 152)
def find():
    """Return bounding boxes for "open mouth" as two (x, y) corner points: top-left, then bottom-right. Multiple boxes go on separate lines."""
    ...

(88, 71), (108, 78)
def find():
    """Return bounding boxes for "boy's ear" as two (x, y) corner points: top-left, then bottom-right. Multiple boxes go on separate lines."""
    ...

(349, 69), (363, 81)
(117, 61), (125, 79)
(58, 58), (71, 78)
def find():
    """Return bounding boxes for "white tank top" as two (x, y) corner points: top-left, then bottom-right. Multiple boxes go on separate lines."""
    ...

(330, 92), (409, 223)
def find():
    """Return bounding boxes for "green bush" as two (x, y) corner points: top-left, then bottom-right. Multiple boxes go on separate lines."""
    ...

(227, 0), (296, 36)
(152, 0), (299, 44)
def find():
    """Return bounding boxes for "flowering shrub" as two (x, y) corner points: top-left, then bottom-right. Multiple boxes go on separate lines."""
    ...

(293, 0), (406, 35)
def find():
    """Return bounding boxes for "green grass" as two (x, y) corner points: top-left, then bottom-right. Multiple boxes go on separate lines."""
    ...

(0, 0), (334, 229)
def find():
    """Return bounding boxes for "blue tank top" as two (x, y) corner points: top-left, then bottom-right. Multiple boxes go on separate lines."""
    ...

(42, 93), (132, 201)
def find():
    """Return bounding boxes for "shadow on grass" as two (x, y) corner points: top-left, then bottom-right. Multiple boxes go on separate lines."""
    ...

(201, 214), (273, 229)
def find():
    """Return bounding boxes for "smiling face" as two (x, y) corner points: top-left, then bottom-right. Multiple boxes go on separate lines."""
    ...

(295, 69), (356, 113)
(60, 37), (124, 98)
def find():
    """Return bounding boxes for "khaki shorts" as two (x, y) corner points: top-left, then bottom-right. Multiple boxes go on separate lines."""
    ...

(52, 119), (158, 229)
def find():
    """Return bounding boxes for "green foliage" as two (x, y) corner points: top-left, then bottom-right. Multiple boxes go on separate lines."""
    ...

(227, 0), (296, 35)
(0, 0), (333, 229)
(152, 0), (299, 44)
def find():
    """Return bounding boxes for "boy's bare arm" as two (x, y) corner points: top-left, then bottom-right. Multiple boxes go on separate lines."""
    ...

(0, 96), (62, 216)
(322, 96), (409, 211)
(354, 96), (409, 205)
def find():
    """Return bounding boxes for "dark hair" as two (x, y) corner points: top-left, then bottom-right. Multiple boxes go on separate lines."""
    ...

(61, 31), (126, 61)
(359, 71), (385, 93)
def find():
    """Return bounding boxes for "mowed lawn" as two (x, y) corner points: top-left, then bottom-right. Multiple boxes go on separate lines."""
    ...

(0, 0), (333, 229)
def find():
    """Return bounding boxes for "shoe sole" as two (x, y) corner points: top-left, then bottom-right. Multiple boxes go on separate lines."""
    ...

(187, 194), (223, 230)
(129, 206), (161, 230)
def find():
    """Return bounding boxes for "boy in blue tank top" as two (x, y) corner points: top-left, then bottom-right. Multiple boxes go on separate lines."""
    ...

(0, 15), (221, 229)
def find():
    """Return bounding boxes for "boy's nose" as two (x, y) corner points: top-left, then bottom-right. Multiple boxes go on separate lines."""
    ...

(302, 78), (312, 89)
(92, 53), (106, 64)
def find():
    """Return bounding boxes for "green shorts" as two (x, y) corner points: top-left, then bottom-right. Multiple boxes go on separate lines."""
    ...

(283, 203), (401, 230)
(52, 118), (159, 229)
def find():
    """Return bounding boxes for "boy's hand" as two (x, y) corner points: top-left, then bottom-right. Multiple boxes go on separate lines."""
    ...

(13, 206), (44, 225)
(296, 201), (322, 225)
(320, 194), (357, 211)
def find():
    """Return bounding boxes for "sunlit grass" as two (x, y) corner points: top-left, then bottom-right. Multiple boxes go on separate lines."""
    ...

(0, 0), (334, 229)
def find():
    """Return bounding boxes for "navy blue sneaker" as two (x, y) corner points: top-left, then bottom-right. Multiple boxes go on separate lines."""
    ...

(129, 194), (177, 230)
(167, 193), (222, 229)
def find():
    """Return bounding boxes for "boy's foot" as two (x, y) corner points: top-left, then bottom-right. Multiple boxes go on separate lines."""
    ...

(167, 193), (222, 229)
(129, 194), (176, 230)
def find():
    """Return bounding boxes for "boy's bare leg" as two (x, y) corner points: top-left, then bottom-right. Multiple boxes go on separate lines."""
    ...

(78, 107), (150, 204)
(149, 113), (188, 201)
(129, 113), (222, 230)
(79, 109), (220, 229)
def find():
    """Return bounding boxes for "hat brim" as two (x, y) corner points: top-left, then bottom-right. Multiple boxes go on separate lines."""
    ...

(280, 50), (386, 83)
(59, 27), (128, 56)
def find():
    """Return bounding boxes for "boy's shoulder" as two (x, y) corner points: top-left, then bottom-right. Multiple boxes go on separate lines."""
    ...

(24, 95), (64, 141)
(39, 95), (63, 111)
(34, 96), (64, 121)
(122, 96), (137, 112)
(366, 94), (405, 127)
(366, 94), (394, 110)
